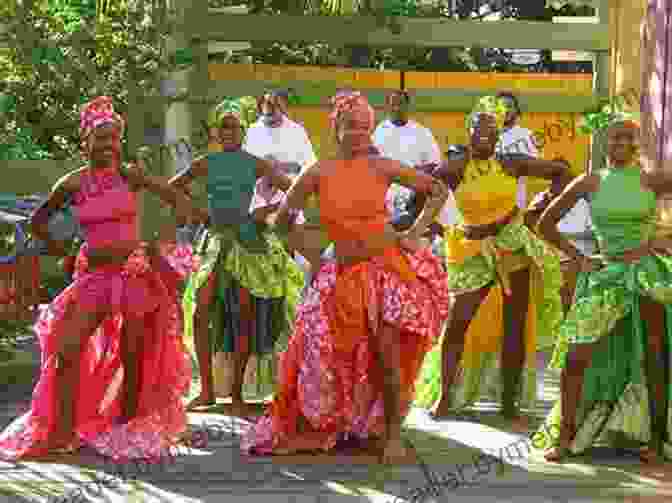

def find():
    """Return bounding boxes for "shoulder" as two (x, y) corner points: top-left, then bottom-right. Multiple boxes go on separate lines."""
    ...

(54, 168), (85, 193)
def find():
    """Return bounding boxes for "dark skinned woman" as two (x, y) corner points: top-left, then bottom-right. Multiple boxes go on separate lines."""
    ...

(414, 96), (570, 427)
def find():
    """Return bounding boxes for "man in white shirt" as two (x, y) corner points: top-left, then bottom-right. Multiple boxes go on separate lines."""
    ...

(496, 92), (592, 239)
(495, 92), (539, 209)
(244, 90), (317, 177)
(372, 90), (448, 226)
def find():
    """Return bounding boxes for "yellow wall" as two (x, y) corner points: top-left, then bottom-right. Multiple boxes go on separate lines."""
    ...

(288, 106), (590, 200)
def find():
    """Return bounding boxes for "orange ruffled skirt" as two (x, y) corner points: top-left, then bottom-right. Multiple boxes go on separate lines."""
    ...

(241, 246), (449, 454)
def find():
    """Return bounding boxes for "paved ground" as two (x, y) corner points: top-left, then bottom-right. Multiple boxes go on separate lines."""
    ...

(2, 337), (672, 503)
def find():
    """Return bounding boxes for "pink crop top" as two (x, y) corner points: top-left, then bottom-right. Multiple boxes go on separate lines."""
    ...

(72, 167), (139, 248)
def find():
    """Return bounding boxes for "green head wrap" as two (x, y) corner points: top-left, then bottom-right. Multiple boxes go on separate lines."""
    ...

(207, 96), (257, 133)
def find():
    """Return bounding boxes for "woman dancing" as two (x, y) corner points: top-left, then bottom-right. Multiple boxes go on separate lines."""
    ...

(173, 97), (304, 416)
(538, 115), (672, 463)
(242, 91), (450, 463)
(414, 96), (569, 425)
(0, 96), (195, 460)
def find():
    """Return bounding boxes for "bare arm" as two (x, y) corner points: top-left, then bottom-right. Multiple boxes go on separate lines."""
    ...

(255, 157), (293, 192)
(126, 159), (203, 223)
(31, 172), (80, 256)
(273, 164), (318, 231)
(168, 156), (208, 197)
(502, 156), (573, 187)
(641, 165), (672, 196)
(537, 173), (599, 261)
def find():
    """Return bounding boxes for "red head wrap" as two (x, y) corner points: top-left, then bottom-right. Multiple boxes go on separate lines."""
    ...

(79, 96), (124, 141)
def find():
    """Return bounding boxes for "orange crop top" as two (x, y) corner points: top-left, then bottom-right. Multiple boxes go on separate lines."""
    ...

(318, 158), (389, 243)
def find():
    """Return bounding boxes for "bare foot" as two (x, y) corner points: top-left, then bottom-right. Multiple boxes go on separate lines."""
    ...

(381, 438), (408, 465)
(544, 426), (575, 463)
(229, 401), (261, 418)
(25, 433), (80, 458)
(429, 399), (454, 420)
(639, 446), (665, 465)
(186, 393), (215, 411)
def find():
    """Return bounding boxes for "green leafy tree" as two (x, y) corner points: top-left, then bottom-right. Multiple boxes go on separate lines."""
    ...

(0, 0), (179, 160)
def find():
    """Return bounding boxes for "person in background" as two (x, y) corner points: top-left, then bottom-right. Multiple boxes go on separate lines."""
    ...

(495, 91), (539, 210)
(372, 90), (447, 226)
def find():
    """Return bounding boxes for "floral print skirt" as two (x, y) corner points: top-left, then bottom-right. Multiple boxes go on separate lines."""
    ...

(241, 246), (450, 454)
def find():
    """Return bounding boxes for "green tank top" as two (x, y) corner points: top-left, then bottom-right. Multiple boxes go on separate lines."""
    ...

(590, 166), (656, 257)
(206, 151), (266, 253)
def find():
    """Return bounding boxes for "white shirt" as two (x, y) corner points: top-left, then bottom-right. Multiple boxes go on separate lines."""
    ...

(244, 116), (317, 173)
(372, 119), (443, 219)
(244, 116), (317, 212)
(496, 125), (539, 209)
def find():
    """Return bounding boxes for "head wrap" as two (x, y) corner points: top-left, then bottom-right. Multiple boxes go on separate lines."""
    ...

(79, 96), (124, 141)
(467, 95), (507, 132)
(207, 96), (257, 133)
(329, 91), (375, 155)
(607, 111), (640, 131)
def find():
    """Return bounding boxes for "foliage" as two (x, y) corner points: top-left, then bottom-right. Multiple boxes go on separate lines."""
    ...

(579, 94), (636, 134)
(215, 0), (592, 72)
(0, 0), (180, 160)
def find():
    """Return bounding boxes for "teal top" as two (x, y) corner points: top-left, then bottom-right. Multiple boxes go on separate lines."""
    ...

(591, 166), (656, 258)
(206, 151), (266, 252)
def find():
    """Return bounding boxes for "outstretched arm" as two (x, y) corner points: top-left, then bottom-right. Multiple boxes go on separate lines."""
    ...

(501, 155), (573, 188)
(126, 159), (205, 224)
(537, 173), (599, 261)
(272, 164), (318, 231)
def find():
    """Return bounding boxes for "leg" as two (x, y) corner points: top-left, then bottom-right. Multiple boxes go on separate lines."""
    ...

(369, 322), (406, 464)
(501, 267), (530, 425)
(42, 307), (106, 450)
(545, 341), (596, 462)
(230, 286), (254, 416)
(431, 285), (490, 418)
(640, 296), (668, 463)
(187, 271), (217, 410)
(119, 315), (150, 422)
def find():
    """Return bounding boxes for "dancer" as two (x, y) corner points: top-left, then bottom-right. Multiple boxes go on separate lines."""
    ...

(539, 115), (672, 463)
(0, 96), (195, 460)
(373, 90), (446, 228)
(414, 96), (569, 424)
(242, 91), (450, 463)
(173, 97), (304, 416)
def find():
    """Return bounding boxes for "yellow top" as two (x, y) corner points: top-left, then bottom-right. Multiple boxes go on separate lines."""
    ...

(446, 159), (521, 275)
(453, 158), (517, 226)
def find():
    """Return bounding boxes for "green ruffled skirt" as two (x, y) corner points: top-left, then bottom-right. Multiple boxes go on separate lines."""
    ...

(414, 220), (563, 413)
(535, 254), (672, 457)
(182, 229), (303, 398)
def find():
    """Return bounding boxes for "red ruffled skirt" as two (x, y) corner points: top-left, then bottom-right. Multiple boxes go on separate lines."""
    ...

(0, 243), (191, 461)
(241, 246), (449, 454)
